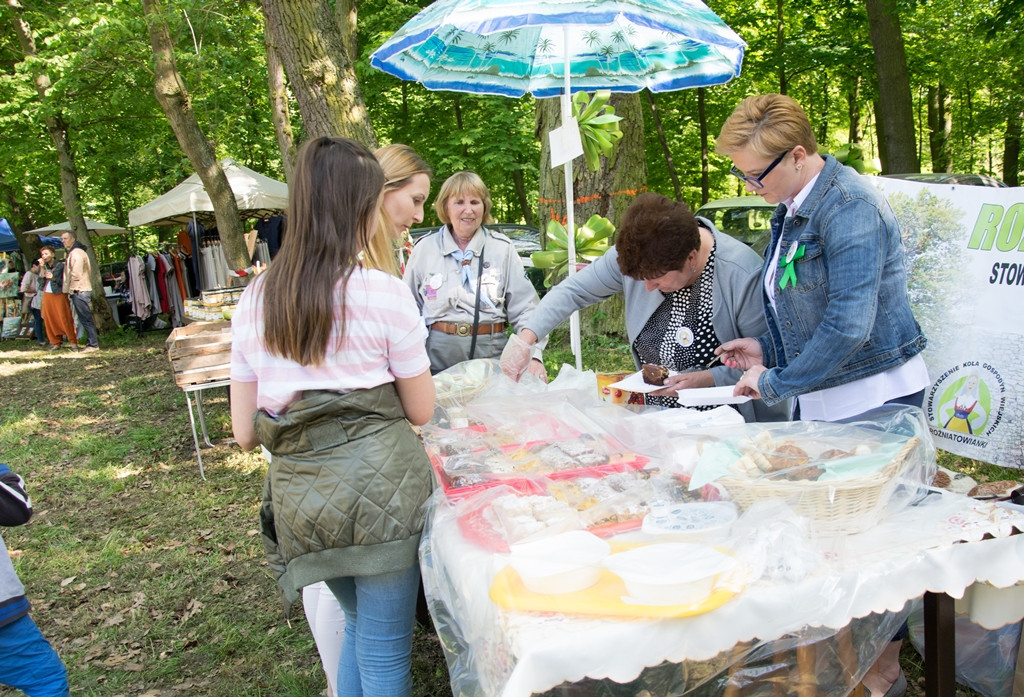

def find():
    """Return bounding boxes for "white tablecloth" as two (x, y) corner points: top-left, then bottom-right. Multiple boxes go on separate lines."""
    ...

(423, 487), (1024, 697)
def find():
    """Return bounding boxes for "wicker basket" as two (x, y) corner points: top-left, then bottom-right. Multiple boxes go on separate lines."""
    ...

(718, 436), (921, 534)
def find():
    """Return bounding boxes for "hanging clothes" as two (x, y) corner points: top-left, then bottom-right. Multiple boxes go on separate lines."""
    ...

(144, 254), (164, 313)
(158, 252), (184, 327)
(255, 216), (284, 259)
(126, 256), (152, 320)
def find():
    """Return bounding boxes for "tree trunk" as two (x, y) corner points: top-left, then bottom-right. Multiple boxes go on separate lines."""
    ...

(511, 169), (534, 227)
(698, 88), (709, 207)
(536, 93), (647, 338)
(0, 172), (38, 260)
(264, 24), (295, 181)
(1005, 109), (1021, 188)
(142, 0), (250, 273)
(261, 0), (376, 145)
(927, 83), (951, 173)
(335, 0), (358, 65)
(847, 77), (861, 143)
(865, 0), (919, 173)
(776, 0), (787, 94)
(8, 0), (114, 329)
(645, 91), (682, 201)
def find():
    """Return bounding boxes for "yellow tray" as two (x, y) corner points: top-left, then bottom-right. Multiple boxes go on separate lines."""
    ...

(489, 566), (737, 618)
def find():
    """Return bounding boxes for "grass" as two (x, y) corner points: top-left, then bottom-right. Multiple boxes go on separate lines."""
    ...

(0, 326), (1012, 696)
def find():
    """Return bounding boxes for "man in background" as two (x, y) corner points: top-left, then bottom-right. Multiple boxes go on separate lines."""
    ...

(60, 231), (99, 352)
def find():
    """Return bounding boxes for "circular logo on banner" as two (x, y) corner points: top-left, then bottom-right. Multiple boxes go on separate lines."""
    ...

(928, 361), (1006, 438)
(675, 326), (694, 347)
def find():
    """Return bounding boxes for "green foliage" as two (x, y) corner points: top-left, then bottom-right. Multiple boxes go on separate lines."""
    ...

(530, 214), (614, 286)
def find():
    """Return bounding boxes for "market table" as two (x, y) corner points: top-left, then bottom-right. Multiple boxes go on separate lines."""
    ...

(165, 320), (232, 479)
(417, 363), (1024, 697)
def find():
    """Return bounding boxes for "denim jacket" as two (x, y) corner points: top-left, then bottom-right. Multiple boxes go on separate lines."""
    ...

(756, 155), (926, 406)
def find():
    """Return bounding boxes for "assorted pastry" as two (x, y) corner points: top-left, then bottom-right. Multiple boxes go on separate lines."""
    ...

(727, 431), (874, 482)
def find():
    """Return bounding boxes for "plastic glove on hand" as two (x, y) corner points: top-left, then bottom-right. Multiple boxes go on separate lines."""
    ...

(500, 333), (534, 381)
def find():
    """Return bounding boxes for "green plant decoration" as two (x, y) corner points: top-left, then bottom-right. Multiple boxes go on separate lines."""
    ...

(831, 142), (881, 175)
(530, 214), (615, 287)
(573, 90), (624, 172)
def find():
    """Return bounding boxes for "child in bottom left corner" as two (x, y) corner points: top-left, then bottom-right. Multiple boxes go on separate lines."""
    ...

(1, 463), (70, 697)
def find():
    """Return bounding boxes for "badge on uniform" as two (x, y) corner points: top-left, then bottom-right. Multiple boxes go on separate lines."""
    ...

(426, 273), (443, 300)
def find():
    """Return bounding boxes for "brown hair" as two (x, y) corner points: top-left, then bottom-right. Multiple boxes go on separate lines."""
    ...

(363, 144), (432, 276)
(715, 94), (818, 159)
(433, 171), (493, 227)
(256, 136), (384, 366)
(616, 193), (700, 279)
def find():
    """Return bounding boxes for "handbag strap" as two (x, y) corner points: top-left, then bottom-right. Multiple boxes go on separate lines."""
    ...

(468, 244), (485, 360)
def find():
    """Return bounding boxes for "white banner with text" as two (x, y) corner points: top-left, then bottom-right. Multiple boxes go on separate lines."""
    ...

(871, 177), (1022, 467)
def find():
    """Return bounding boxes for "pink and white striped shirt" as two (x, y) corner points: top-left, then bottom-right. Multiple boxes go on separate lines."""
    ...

(230, 267), (430, 416)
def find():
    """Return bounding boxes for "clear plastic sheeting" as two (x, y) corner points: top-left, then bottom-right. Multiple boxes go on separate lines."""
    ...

(417, 362), (1024, 697)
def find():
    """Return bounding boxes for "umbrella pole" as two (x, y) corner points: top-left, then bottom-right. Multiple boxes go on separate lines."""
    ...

(562, 26), (582, 372)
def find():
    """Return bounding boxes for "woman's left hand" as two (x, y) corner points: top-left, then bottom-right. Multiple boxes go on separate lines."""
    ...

(733, 364), (766, 399)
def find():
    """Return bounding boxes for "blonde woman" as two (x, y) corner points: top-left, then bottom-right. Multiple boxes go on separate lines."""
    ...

(302, 143), (432, 697)
(361, 144), (433, 276)
(402, 170), (546, 376)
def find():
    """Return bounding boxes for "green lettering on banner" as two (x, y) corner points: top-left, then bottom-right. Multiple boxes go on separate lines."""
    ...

(998, 202), (1024, 251)
(968, 203), (1003, 250)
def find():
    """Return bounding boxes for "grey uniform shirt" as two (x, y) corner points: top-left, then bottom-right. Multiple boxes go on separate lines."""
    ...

(403, 225), (542, 334)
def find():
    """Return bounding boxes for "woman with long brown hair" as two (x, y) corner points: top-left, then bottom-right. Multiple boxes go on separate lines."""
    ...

(230, 136), (435, 697)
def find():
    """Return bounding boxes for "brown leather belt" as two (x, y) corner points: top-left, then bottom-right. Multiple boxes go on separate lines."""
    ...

(431, 321), (505, 337)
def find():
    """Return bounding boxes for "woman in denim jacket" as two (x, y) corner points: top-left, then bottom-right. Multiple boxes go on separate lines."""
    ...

(714, 93), (927, 697)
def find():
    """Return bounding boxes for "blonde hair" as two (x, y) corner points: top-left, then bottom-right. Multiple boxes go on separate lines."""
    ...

(434, 171), (494, 227)
(716, 94), (818, 159)
(363, 144), (432, 276)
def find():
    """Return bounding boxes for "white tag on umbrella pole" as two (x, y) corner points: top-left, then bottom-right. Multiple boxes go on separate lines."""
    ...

(549, 117), (584, 168)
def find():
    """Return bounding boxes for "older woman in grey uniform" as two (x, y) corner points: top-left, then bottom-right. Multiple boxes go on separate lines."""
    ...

(403, 171), (546, 377)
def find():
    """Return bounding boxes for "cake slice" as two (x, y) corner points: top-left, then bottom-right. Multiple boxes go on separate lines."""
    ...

(641, 363), (670, 386)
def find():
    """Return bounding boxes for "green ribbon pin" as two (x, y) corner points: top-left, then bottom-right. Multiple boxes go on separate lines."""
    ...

(778, 243), (805, 290)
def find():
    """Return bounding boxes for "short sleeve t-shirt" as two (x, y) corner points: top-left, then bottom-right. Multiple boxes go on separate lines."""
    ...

(230, 267), (430, 416)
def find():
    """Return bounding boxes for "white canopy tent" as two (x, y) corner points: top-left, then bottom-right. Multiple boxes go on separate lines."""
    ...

(26, 218), (130, 237)
(128, 158), (288, 227)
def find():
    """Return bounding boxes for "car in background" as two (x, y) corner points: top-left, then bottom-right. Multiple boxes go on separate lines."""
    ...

(696, 196), (776, 255)
(409, 223), (546, 293)
(882, 173), (1008, 187)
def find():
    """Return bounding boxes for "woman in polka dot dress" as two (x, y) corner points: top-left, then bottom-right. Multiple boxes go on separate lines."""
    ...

(509, 192), (788, 423)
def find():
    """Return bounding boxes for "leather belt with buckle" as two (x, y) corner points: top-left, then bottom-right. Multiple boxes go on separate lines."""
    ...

(431, 321), (506, 337)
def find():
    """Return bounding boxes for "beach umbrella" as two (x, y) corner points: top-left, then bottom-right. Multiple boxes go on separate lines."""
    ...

(371, 0), (745, 368)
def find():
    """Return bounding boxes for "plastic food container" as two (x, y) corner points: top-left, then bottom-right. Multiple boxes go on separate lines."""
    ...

(508, 530), (610, 594)
(603, 542), (735, 605)
(641, 501), (738, 544)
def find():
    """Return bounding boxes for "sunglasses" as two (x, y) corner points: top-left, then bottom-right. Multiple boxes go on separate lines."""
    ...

(730, 149), (792, 189)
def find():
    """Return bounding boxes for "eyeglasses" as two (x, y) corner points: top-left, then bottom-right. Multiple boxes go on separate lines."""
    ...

(730, 149), (791, 189)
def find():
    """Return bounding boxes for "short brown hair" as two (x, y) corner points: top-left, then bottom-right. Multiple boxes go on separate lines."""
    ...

(716, 94), (818, 159)
(616, 193), (700, 280)
(434, 171), (493, 226)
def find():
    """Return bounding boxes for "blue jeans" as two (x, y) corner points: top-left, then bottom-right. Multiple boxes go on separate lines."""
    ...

(0, 614), (69, 697)
(31, 306), (45, 345)
(325, 564), (420, 697)
(69, 290), (98, 348)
